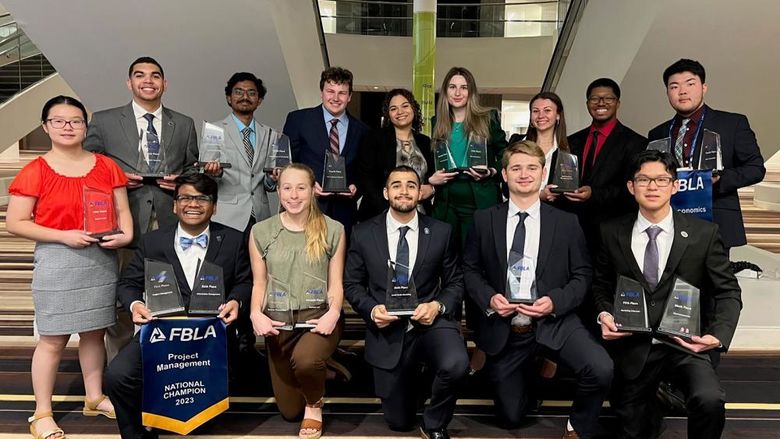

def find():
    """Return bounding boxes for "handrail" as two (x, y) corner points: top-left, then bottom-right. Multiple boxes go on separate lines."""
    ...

(313, 0), (331, 68)
(541, 0), (586, 92)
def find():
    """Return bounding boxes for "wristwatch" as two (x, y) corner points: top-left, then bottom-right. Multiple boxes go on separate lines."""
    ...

(437, 301), (446, 316)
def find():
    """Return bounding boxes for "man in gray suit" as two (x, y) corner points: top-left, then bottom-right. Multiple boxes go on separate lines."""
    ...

(85, 56), (200, 360)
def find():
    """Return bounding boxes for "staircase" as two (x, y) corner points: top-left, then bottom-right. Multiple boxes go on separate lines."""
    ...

(0, 53), (56, 103)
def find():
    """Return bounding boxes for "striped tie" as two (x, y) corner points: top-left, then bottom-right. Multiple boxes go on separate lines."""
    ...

(242, 127), (253, 164)
(674, 118), (689, 166)
(328, 119), (340, 155)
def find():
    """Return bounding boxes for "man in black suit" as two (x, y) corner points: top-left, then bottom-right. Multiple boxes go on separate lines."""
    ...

(104, 173), (252, 439)
(593, 150), (742, 439)
(463, 141), (613, 439)
(566, 78), (648, 254)
(648, 58), (765, 249)
(283, 66), (369, 236)
(344, 165), (468, 439)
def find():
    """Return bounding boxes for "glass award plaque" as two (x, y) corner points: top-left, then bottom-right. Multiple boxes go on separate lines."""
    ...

(83, 186), (121, 239)
(321, 151), (350, 193)
(467, 134), (489, 174)
(196, 121), (232, 169)
(188, 261), (225, 316)
(263, 132), (292, 172)
(612, 275), (651, 333)
(385, 260), (418, 316)
(265, 276), (294, 331)
(698, 129), (723, 171)
(433, 139), (458, 172)
(647, 137), (672, 154)
(295, 272), (329, 329)
(143, 259), (185, 317)
(550, 151), (580, 193)
(505, 254), (537, 304)
(136, 129), (169, 184)
(656, 278), (701, 342)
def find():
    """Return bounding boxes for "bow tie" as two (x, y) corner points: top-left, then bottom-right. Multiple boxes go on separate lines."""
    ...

(179, 234), (208, 250)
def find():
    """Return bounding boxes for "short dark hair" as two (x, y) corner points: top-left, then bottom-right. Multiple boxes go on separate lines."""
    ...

(663, 58), (706, 86)
(319, 67), (353, 93)
(225, 72), (267, 98)
(629, 150), (678, 181)
(174, 171), (219, 204)
(385, 165), (421, 187)
(586, 78), (621, 100)
(381, 88), (422, 131)
(128, 56), (164, 78)
(41, 95), (88, 123)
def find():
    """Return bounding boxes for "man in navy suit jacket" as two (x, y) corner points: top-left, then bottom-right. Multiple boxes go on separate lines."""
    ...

(648, 58), (765, 249)
(283, 67), (369, 236)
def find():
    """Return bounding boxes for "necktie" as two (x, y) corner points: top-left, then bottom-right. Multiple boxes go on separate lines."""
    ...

(180, 234), (208, 250)
(643, 226), (662, 289)
(242, 127), (253, 164)
(143, 113), (160, 172)
(674, 118), (690, 166)
(328, 119), (340, 155)
(582, 130), (599, 179)
(507, 212), (529, 290)
(396, 226), (410, 285)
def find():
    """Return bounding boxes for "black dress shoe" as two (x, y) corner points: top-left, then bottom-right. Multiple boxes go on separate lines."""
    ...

(420, 425), (451, 439)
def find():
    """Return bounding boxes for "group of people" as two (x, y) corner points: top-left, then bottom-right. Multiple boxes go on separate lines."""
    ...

(5, 54), (764, 439)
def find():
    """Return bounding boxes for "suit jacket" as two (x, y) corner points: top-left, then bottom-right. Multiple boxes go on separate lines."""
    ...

(85, 102), (199, 244)
(462, 202), (592, 355)
(565, 121), (648, 249)
(117, 222), (252, 314)
(207, 115), (277, 230)
(343, 212), (463, 370)
(355, 126), (434, 222)
(592, 210), (742, 380)
(649, 105), (765, 247)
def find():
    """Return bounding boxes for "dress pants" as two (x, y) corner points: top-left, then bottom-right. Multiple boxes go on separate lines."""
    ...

(372, 325), (468, 431)
(611, 343), (725, 439)
(104, 336), (158, 439)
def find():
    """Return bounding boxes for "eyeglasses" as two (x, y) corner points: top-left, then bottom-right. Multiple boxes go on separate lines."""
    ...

(587, 96), (618, 104)
(46, 118), (87, 129)
(232, 88), (258, 97)
(175, 195), (213, 204)
(633, 176), (674, 187)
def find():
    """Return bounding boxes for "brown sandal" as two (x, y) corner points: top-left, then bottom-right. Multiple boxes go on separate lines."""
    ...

(299, 398), (323, 439)
(83, 394), (116, 419)
(28, 411), (66, 439)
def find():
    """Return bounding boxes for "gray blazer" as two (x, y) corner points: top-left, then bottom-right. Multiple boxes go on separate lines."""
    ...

(206, 115), (276, 231)
(84, 102), (199, 245)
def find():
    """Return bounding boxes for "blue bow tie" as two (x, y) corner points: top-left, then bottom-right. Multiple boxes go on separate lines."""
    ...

(180, 234), (208, 250)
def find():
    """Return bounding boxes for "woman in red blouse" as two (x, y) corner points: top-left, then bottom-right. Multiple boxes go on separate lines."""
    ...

(7, 96), (133, 439)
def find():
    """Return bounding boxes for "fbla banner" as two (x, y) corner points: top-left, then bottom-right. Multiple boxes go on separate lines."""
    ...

(672, 169), (713, 222)
(140, 317), (228, 435)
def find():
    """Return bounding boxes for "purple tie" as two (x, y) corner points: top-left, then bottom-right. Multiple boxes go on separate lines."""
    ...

(643, 226), (662, 288)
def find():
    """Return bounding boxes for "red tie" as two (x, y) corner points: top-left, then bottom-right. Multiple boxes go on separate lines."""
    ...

(329, 119), (339, 155)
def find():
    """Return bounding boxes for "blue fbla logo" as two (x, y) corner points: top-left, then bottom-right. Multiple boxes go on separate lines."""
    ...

(150, 271), (168, 283)
(199, 275), (219, 282)
(678, 175), (704, 192)
(622, 290), (641, 298)
(149, 327), (167, 344)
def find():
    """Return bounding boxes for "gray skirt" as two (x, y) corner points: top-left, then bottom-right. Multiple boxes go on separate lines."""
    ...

(32, 242), (118, 336)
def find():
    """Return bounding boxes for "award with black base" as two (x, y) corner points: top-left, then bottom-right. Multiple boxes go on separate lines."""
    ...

(137, 130), (169, 185)
(83, 186), (122, 240)
(263, 132), (292, 172)
(647, 137), (672, 154)
(505, 255), (537, 304)
(321, 151), (350, 193)
(433, 139), (458, 172)
(386, 260), (417, 316)
(195, 121), (232, 169)
(143, 259), (185, 317)
(612, 275), (651, 333)
(467, 134), (489, 174)
(265, 276), (294, 331)
(295, 272), (329, 329)
(657, 278), (700, 343)
(550, 151), (580, 193)
(699, 129), (723, 172)
(188, 261), (224, 316)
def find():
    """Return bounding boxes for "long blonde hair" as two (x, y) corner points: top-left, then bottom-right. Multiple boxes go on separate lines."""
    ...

(278, 163), (329, 263)
(432, 67), (492, 142)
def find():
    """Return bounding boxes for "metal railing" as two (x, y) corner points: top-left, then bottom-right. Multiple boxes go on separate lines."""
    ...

(318, 0), (563, 38)
(0, 14), (55, 104)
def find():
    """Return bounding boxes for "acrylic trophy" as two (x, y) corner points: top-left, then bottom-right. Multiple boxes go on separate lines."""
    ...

(136, 129), (168, 184)
(505, 255), (537, 304)
(188, 261), (225, 316)
(294, 272), (329, 329)
(433, 139), (458, 172)
(196, 121), (232, 169)
(550, 151), (580, 193)
(647, 137), (672, 154)
(698, 129), (723, 172)
(322, 151), (350, 193)
(263, 132), (292, 172)
(83, 186), (122, 240)
(385, 260), (418, 316)
(612, 275), (651, 333)
(657, 278), (701, 343)
(264, 276), (294, 331)
(143, 259), (185, 317)
(466, 134), (489, 174)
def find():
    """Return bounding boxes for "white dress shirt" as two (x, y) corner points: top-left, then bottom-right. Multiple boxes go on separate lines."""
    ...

(132, 100), (163, 163)
(506, 199), (541, 326)
(386, 211), (419, 273)
(541, 137), (559, 190)
(174, 224), (210, 290)
(631, 209), (675, 285)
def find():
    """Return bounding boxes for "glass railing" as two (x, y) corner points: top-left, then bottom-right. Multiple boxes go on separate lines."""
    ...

(318, 0), (563, 38)
(0, 14), (56, 104)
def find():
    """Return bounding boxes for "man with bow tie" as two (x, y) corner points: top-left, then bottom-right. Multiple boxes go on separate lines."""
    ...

(104, 172), (251, 439)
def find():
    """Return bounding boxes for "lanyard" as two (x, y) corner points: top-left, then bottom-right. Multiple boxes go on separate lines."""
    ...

(668, 107), (706, 168)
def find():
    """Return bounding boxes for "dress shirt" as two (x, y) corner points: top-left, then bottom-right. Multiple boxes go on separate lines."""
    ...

(507, 199), (541, 326)
(132, 100), (163, 163)
(322, 107), (349, 153)
(231, 113), (256, 149)
(174, 224), (211, 290)
(386, 211), (419, 274)
(542, 138), (558, 188)
(630, 209), (674, 285)
(670, 105), (705, 167)
(582, 117), (619, 166)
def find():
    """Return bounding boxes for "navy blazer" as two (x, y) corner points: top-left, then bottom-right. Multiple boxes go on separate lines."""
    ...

(117, 222), (252, 314)
(463, 202), (592, 355)
(649, 105), (765, 247)
(344, 211), (463, 370)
